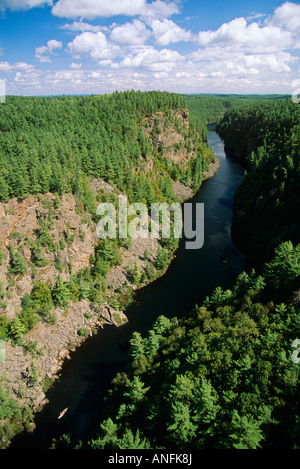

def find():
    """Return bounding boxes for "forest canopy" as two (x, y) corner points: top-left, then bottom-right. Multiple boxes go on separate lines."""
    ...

(0, 91), (190, 206)
(217, 98), (300, 269)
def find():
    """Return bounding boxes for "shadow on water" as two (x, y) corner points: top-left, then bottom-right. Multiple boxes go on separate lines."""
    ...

(9, 128), (245, 449)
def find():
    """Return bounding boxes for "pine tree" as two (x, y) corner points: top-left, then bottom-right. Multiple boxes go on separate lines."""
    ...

(8, 247), (27, 275)
(132, 261), (141, 285)
(129, 332), (145, 360)
(52, 276), (70, 308)
(9, 318), (26, 343)
(124, 376), (150, 404)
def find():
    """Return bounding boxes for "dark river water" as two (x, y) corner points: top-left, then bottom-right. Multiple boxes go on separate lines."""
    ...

(10, 126), (245, 449)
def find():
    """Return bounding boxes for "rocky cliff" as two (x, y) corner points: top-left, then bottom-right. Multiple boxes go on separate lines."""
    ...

(0, 108), (219, 448)
(142, 109), (195, 165)
(0, 193), (97, 319)
(0, 180), (163, 446)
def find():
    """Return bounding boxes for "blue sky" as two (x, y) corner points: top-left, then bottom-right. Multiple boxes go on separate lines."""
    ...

(0, 0), (299, 96)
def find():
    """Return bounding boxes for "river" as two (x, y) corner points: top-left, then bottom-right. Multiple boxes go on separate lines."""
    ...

(9, 126), (245, 449)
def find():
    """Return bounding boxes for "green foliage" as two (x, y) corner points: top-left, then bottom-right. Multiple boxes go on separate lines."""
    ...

(51, 276), (70, 309)
(128, 260), (142, 286)
(155, 246), (170, 270)
(2, 92), (298, 450)
(0, 379), (34, 448)
(183, 95), (232, 139)
(8, 318), (26, 344)
(264, 241), (300, 298)
(8, 245), (26, 276)
(77, 327), (89, 337)
(0, 248), (5, 265)
(95, 239), (122, 268)
(84, 242), (300, 450)
(88, 418), (151, 449)
(0, 92), (224, 226)
(0, 91), (187, 204)
(217, 98), (300, 269)
(31, 244), (48, 268)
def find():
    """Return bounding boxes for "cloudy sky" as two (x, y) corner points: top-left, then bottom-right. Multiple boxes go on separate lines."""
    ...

(0, 0), (299, 96)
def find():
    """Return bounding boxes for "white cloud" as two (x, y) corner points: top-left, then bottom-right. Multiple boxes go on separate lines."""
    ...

(150, 18), (193, 46)
(189, 46), (295, 77)
(0, 0), (52, 10)
(0, 61), (34, 72)
(61, 20), (105, 33)
(246, 13), (266, 21)
(140, 0), (179, 20)
(98, 59), (113, 67)
(69, 62), (82, 69)
(35, 39), (63, 62)
(110, 20), (150, 45)
(240, 52), (293, 73)
(52, 0), (146, 19)
(51, 0), (179, 20)
(67, 31), (120, 61)
(272, 2), (300, 32)
(2, 1), (299, 96)
(113, 45), (182, 72)
(196, 17), (293, 53)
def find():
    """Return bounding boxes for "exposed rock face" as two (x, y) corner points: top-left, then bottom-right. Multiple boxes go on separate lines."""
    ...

(0, 180), (161, 444)
(0, 108), (220, 448)
(106, 236), (159, 291)
(142, 109), (196, 166)
(0, 193), (97, 320)
(172, 181), (193, 202)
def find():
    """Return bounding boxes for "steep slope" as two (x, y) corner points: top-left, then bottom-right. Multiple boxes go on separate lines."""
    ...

(217, 98), (300, 269)
(0, 93), (219, 447)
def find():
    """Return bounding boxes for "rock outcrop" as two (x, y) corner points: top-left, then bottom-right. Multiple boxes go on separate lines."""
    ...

(142, 109), (196, 166)
(0, 193), (97, 320)
(0, 180), (161, 445)
(0, 108), (219, 448)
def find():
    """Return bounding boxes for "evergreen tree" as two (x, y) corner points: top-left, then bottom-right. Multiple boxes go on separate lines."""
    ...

(52, 276), (70, 308)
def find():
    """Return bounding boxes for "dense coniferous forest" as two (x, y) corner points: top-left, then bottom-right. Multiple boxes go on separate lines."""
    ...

(0, 91), (219, 445)
(77, 242), (300, 450)
(217, 98), (300, 269)
(0, 91), (299, 450)
(0, 91), (208, 208)
(182, 95), (232, 140)
(56, 95), (299, 451)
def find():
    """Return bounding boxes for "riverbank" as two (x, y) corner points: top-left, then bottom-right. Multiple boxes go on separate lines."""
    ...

(8, 126), (248, 450)
(0, 155), (221, 448)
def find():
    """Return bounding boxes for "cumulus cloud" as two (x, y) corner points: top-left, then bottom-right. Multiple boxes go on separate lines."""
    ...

(35, 39), (63, 62)
(52, 0), (146, 19)
(150, 18), (193, 46)
(67, 31), (120, 61)
(188, 46), (295, 84)
(51, 0), (179, 20)
(110, 20), (150, 45)
(0, 61), (34, 72)
(2, 1), (300, 96)
(271, 1), (300, 32)
(113, 45), (182, 72)
(0, 0), (52, 10)
(240, 52), (293, 73)
(60, 20), (105, 33)
(140, 0), (179, 20)
(196, 17), (293, 53)
(69, 62), (82, 69)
